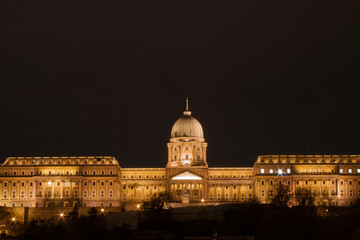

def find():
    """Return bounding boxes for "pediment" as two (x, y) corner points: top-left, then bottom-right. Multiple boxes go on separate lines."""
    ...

(172, 171), (202, 180)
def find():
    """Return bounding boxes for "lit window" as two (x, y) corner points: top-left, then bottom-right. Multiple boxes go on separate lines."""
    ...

(287, 169), (291, 174)
(357, 169), (360, 174)
(349, 169), (352, 174)
(269, 169), (273, 174)
(48, 181), (51, 186)
(340, 169), (343, 173)
(66, 182), (69, 186)
(278, 169), (283, 175)
(260, 169), (265, 174)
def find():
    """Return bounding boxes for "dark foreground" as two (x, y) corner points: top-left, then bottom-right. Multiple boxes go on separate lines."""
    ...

(2, 204), (360, 240)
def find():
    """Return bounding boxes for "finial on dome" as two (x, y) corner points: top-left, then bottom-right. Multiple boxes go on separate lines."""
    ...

(183, 97), (191, 116)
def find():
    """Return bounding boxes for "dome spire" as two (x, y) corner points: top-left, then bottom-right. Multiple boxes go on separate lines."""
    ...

(184, 97), (191, 116)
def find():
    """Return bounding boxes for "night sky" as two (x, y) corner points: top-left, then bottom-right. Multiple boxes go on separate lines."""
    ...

(1, 0), (359, 167)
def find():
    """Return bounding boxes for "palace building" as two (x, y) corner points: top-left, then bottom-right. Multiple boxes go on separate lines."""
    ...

(1, 101), (360, 208)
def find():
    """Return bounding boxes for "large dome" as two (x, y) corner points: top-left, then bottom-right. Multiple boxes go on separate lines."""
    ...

(171, 110), (204, 138)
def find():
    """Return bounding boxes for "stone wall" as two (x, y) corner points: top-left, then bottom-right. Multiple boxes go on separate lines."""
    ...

(0, 206), (138, 230)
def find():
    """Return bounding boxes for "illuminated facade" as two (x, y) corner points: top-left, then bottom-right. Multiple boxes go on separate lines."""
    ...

(1, 101), (360, 207)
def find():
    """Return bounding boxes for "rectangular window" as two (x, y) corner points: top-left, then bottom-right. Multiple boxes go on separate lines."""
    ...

(287, 169), (291, 174)
(349, 169), (352, 174)
(261, 181), (265, 186)
(109, 181), (113, 186)
(260, 169), (265, 174)
(340, 169), (343, 174)
(269, 169), (273, 174)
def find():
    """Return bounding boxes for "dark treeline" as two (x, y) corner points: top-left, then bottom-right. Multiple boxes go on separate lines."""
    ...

(2, 203), (360, 240)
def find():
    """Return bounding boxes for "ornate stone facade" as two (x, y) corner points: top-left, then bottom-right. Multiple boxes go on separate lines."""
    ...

(1, 103), (359, 208)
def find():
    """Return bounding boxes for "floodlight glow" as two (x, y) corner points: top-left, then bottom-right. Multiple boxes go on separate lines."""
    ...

(201, 199), (205, 203)
(172, 171), (202, 180)
(136, 204), (140, 208)
(11, 217), (15, 222)
(278, 169), (283, 175)
(182, 160), (191, 164)
(60, 213), (64, 217)
(48, 181), (51, 186)
(101, 208), (104, 212)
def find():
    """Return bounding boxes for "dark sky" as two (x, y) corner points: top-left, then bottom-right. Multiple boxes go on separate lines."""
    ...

(1, 0), (359, 167)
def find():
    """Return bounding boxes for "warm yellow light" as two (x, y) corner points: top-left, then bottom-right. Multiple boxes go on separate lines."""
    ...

(11, 217), (15, 221)
(101, 208), (104, 212)
(201, 199), (205, 203)
(172, 171), (201, 180)
(136, 204), (140, 208)
(60, 213), (64, 217)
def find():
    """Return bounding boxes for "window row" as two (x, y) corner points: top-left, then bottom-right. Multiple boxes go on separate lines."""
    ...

(209, 174), (252, 178)
(209, 193), (253, 201)
(122, 174), (165, 179)
(83, 181), (113, 187)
